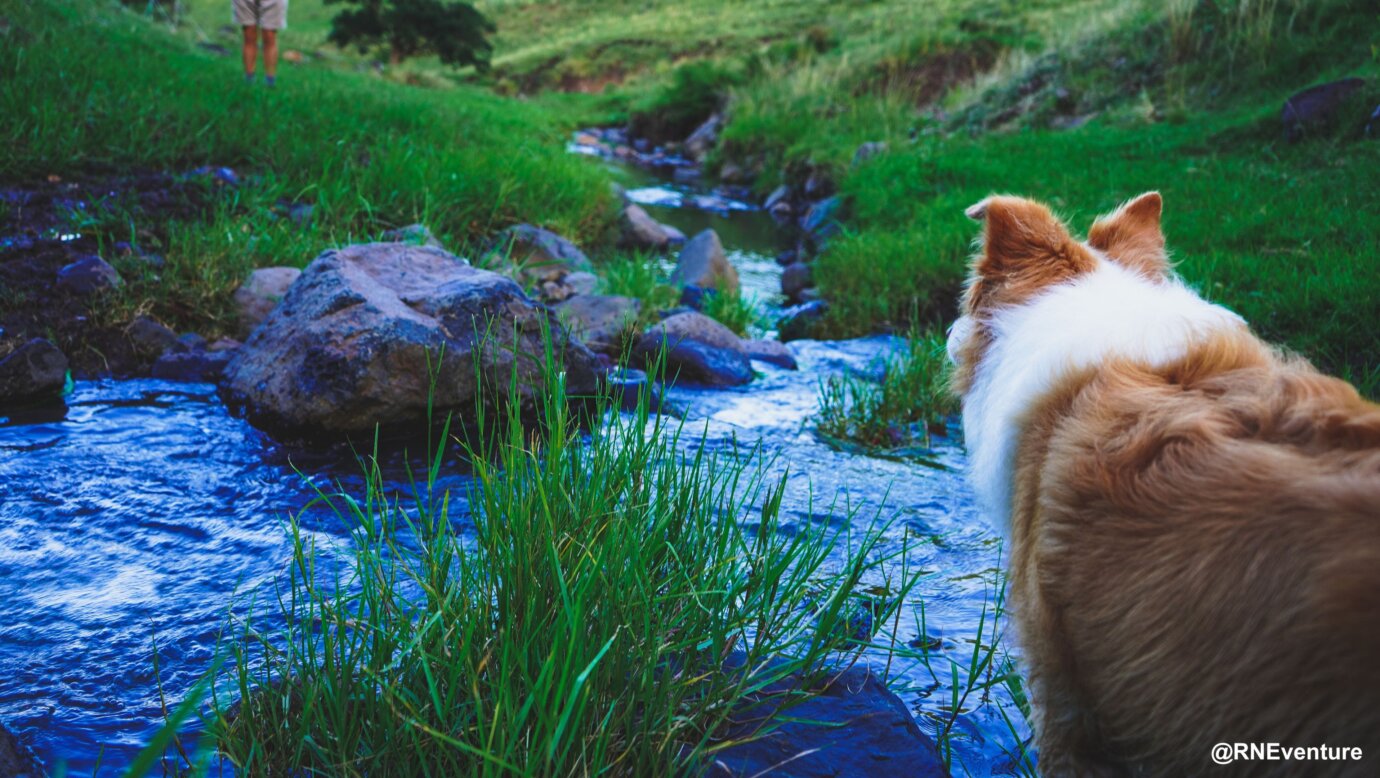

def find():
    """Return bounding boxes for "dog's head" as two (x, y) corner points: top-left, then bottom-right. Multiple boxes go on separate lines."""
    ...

(946, 192), (1168, 394)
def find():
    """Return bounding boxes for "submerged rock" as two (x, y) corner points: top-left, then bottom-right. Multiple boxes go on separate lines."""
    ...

(705, 662), (948, 778)
(56, 255), (121, 295)
(234, 266), (302, 339)
(0, 338), (68, 404)
(0, 720), (43, 778)
(220, 243), (601, 436)
(670, 229), (739, 294)
(634, 311), (752, 387)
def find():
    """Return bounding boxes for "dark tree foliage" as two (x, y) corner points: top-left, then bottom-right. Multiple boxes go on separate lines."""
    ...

(326, 0), (495, 69)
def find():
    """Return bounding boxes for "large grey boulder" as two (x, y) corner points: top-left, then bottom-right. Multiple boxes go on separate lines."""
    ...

(670, 229), (739, 294)
(220, 243), (601, 436)
(554, 294), (641, 356)
(0, 339), (68, 404)
(634, 311), (752, 387)
(234, 266), (302, 339)
(488, 224), (592, 284)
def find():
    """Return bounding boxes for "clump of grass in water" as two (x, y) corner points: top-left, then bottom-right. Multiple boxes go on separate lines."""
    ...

(700, 283), (767, 338)
(815, 328), (958, 458)
(207, 346), (911, 775)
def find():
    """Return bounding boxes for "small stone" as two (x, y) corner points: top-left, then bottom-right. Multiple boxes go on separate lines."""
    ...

(563, 271), (598, 297)
(57, 256), (121, 295)
(781, 262), (813, 301)
(554, 294), (641, 356)
(178, 332), (208, 352)
(604, 367), (662, 413)
(670, 229), (739, 293)
(152, 350), (232, 383)
(683, 113), (722, 161)
(1282, 78), (1367, 141)
(619, 204), (673, 250)
(742, 339), (798, 370)
(207, 338), (242, 353)
(126, 316), (182, 357)
(800, 196), (841, 237)
(234, 266), (302, 339)
(633, 311), (752, 387)
(488, 224), (591, 284)
(381, 223), (443, 249)
(778, 300), (828, 342)
(0, 339), (68, 403)
(764, 185), (792, 213)
(852, 141), (888, 166)
(673, 166), (701, 184)
(678, 284), (714, 311)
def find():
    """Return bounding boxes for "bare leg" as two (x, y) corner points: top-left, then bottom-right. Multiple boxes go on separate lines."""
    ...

(262, 29), (279, 80)
(241, 26), (259, 79)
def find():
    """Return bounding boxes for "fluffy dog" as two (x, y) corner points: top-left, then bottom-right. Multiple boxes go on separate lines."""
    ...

(946, 192), (1380, 776)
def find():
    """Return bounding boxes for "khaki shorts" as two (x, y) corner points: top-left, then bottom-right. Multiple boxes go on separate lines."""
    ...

(233, 0), (288, 30)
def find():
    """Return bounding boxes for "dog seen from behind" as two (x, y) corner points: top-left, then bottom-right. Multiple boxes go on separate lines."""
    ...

(946, 192), (1380, 776)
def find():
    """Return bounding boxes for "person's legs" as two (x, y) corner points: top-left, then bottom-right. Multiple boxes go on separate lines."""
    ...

(241, 25), (259, 81)
(262, 29), (279, 84)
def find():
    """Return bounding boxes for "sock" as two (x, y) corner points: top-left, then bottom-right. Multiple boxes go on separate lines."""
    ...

(265, 75), (276, 87)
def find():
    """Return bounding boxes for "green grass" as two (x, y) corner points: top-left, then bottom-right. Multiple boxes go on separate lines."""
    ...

(699, 284), (767, 338)
(207, 350), (915, 775)
(1, 0), (617, 338)
(815, 329), (958, 455)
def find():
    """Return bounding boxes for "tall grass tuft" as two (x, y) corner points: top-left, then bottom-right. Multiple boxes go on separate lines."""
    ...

(815, 328), (958, 455)
(209, 347), (911, 775)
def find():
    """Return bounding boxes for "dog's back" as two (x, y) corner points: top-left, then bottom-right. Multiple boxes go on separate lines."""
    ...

(948, 192), (1380, 776)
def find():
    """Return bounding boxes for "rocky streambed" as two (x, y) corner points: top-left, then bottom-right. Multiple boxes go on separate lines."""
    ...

(0, 142), (1029, 775)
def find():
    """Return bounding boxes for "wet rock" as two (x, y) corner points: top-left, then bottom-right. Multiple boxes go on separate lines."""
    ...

(798, 287), (822, 303)
(221, 243), (600, 436)
(800, 196), (841, 239)
(743, 339), (798, 370)
(0, 720), (43, 778)
(57, 255), (121, 295)
(1282, 78), (1366, 141)
(153, 350), (232, 383)
(489, 224), (591, 284)
(803, 170), (834, 199)
(781, 262), (813, 302)
(853, 141), (888, 166)
(705, 662), (947, 778)
(670, 229), (739, 294)
(0, 338), (68, 403)
(381, 223), (444, 249)
(553, 294), (641, 356)
(634, 311), (752, 387)
(778, 300), (828, 342)
(234, 266), (302, 339)
(684, 113), (723, 161)
(605, 367), (662, 413)
(764, 184), (793, 216)
(620, 204), (674, 250)
(126, 316), (183, 357)
(678, 284), (715, 312)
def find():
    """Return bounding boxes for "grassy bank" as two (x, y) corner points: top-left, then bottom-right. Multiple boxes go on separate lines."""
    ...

(0, 0), (616, 338)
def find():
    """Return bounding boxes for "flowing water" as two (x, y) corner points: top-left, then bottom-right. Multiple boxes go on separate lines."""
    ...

(0, 151), (1030, 775)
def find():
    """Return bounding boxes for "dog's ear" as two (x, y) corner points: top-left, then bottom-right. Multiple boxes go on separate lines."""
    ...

(1087, 192), (1169, 278)
(967, 195), (1094, 281)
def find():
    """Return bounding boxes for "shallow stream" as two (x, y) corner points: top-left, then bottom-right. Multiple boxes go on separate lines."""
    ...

(0, 151), (1029, 775)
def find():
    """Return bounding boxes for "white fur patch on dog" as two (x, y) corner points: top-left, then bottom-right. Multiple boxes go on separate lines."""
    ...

(954, 257), (1247, 535)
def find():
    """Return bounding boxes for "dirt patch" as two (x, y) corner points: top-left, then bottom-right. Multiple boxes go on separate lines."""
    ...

(0, 170), (228, 376)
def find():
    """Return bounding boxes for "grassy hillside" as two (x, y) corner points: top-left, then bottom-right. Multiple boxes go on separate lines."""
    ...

(0, 0), (616, 337)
